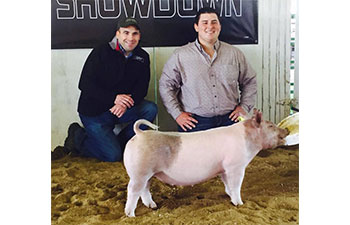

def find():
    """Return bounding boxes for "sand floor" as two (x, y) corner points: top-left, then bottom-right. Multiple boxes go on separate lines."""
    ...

(51, 145), (298, 225)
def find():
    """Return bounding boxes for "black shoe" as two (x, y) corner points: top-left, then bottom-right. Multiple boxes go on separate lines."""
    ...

(51, 146), (69, 160)
(64, 122), (82, 152)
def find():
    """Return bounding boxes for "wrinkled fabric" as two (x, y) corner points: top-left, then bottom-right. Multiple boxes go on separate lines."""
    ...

(159, 40), (257, 119)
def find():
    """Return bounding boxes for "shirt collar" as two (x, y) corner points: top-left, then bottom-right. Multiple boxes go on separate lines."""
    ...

(195, 39), (220, 52)
(116, 40), (133, 59)
(109, 36), (133, 58)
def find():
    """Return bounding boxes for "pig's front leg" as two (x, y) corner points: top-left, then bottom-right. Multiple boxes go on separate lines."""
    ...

(221, 168), (245, 206)
(220, 173), (231, 196)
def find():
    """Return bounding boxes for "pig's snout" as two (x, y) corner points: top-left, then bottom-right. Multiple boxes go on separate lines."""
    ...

(277, 128), (289, 146)
(279, 128), (289, 139)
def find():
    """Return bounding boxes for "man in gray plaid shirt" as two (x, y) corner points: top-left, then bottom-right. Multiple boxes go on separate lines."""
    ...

(159, 7), (257, 132)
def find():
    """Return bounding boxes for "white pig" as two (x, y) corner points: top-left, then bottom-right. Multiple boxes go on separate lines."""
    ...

(123, 109), (289, 217)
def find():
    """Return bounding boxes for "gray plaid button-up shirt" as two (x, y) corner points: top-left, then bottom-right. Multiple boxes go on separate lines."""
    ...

(159, 39), (257, 120)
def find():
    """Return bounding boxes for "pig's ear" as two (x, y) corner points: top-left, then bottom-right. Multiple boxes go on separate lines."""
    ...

(252, 109), (262, 127)
(256, 111), (262, 124)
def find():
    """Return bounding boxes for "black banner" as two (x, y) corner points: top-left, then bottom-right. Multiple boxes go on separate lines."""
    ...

(51, 0), (258, 49)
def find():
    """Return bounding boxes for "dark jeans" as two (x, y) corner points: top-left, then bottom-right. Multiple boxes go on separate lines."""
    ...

(75, 100), (157, 162)
(178, 112), (236, 132)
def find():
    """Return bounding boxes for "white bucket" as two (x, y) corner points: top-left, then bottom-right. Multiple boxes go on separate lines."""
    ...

(277, 113), (299, 146)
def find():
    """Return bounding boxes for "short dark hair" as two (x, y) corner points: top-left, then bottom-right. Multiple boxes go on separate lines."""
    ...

(194, 7), (220, 25)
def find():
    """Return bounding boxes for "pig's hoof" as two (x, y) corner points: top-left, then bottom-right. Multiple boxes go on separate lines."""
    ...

(141, 198), (157, 209)
(231, 200), (244, 206)
(125, 208), (135, 217)
(145, 201), (157, 209)
(150, 202), (157, 209)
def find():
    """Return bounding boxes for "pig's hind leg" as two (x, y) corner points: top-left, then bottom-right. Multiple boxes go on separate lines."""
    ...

(221, 169), (245, 206)
(140, 179), (157, 209)
(125, 174), (153, 217)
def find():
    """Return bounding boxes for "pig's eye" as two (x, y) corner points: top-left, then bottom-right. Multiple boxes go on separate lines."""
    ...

(268, 125), (274, 128)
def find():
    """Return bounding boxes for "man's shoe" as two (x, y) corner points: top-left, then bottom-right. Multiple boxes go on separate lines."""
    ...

(51, 146), (69, 160)
(64, 122), (82, 152)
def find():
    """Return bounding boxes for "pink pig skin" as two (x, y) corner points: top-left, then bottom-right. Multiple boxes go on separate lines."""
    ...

(123, 109), (289, 217)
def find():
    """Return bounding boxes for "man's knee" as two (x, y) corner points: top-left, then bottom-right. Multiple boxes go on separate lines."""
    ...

(82, 124), (123, 162)
(142, 100), (158, 119)
(103, 149), (123, 162)
(148, 101), (158, 117)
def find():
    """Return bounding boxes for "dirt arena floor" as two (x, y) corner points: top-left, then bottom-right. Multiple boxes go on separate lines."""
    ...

(51, 145), (299, 225)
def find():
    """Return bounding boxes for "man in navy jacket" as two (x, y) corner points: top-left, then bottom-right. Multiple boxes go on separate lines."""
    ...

(54, 18), (157, 162)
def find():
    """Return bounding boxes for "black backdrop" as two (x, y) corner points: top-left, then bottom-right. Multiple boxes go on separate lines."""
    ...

(51, 0), (258, 49)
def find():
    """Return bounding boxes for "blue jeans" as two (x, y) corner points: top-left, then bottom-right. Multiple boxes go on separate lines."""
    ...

(178, 112), (236, 132)
(75, 100), (157, 162)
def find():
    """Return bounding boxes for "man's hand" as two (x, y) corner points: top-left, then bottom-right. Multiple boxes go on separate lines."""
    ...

(229, 105), (247, 122)
(114, 94), (134, 108)
(176, 112), (198, 131)
(110, 104), (127, 118)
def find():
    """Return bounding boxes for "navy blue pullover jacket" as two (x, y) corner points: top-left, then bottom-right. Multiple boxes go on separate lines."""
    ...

(77, 41), (150, 116)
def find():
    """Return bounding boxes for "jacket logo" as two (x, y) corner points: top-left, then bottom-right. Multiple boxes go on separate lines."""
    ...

(133, 56), (145, 63)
